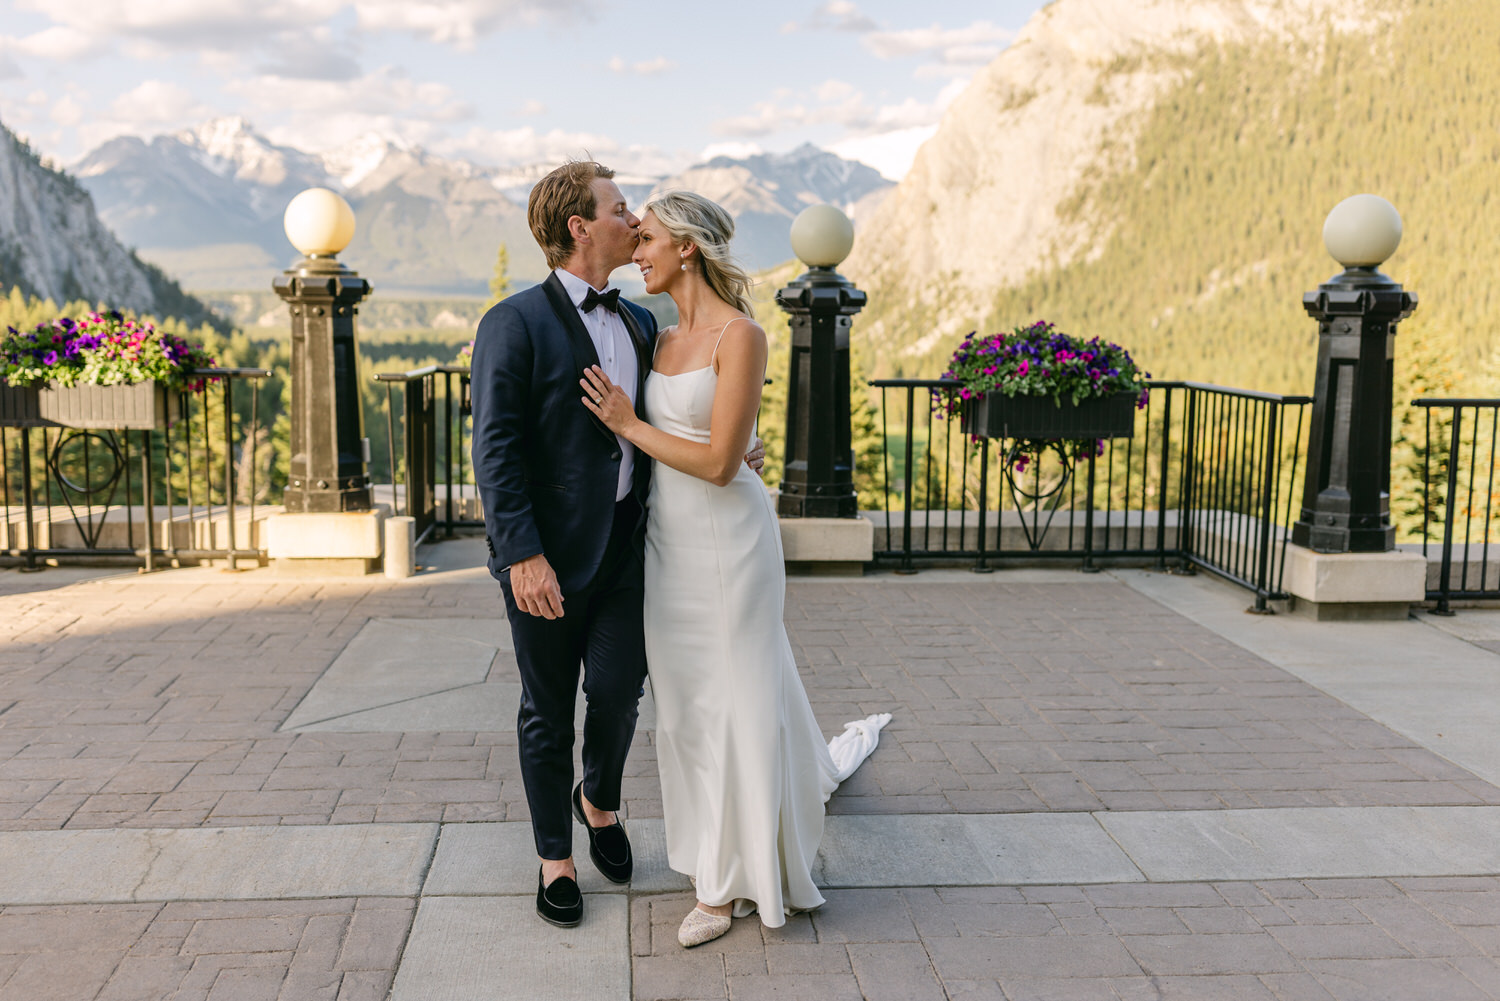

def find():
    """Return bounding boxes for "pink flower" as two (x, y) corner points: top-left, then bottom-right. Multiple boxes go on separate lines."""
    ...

(1018, 360), (1029, 377)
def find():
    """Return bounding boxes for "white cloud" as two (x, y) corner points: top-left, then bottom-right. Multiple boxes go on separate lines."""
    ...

(829, 124), (935, 181)
(518, 99), (547, 116)
(225, 66), (473, 152)
(108, 80), (216, 125)
(51, 95), (84, 127)
(51, 79), (219, 154)
(607, 55), (674, 76)
(230, 66), (471, 124)
(13, 0), (330, 48)
(442, 124), (618, 166)
(9, 0), (584, 54)
(784, 1), (878, 33)
(438, 124), (677, 176)
(254, 28), (363, 82)
(713, 75), (965, 140)
(863, 20), (1014, 66)
(816, 79), (858, 102)
(352, 0), (575, 47)
(9, 25), (103, 60)
(698, 141), (763, 162)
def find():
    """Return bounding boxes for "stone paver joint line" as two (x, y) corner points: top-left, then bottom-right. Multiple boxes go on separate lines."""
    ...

(2, 548), (1499, 1000)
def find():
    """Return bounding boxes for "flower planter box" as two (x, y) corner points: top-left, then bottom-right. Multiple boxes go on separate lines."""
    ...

(962, 391), (1137, 441)
(37, 382), (171, 430)
(0, 383), (55, 427)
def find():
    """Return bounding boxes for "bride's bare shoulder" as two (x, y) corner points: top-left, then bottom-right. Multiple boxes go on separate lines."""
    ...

(719, 314), (765, 341)
(713, 315), (767, 369)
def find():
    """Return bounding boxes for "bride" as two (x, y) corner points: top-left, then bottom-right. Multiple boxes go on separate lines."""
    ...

(582, 191), (879, 948)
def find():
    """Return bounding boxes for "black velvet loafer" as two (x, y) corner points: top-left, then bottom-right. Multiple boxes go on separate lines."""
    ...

(573, 782), (633, 884)
(536, 866), (582, 927)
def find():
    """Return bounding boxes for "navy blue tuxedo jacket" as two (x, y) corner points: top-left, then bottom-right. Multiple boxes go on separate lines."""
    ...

(469, 271), (658, 593)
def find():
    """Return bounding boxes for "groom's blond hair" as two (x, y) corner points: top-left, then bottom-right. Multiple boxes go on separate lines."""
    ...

(528, 159), (616, 270)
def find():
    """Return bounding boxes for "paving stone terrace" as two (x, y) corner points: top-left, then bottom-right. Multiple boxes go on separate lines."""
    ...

(2, 543), (1499, 1000)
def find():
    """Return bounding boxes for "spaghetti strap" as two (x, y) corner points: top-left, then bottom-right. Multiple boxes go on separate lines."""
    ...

(653, 325), (673, 361)
(711, 316), (749, 370)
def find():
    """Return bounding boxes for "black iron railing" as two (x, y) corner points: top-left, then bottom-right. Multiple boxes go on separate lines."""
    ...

(1414, 398), (1500, 613)
(0, 368), (277, 570)
(871, 379), (1312, 609)
(373, 363), (480, 543)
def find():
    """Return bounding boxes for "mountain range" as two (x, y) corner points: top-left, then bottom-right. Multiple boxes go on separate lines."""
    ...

(72, 120), (892, 295)
(8, 0), (1490, 409)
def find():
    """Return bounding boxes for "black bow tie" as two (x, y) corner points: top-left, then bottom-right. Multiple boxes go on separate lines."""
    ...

(581, 287), (621, 314)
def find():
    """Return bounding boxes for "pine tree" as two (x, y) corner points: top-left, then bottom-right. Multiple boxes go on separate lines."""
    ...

(488, 244), (513, 307)
(1391, 324), (1461, 542)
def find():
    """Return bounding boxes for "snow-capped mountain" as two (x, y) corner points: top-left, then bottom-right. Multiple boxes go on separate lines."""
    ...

(70, 119), (894, 293)
(648, 144), (891, 272)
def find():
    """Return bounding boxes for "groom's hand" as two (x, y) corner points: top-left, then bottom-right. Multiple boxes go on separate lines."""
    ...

(512, 553), (564, 619)
(744, 436), (766, 477)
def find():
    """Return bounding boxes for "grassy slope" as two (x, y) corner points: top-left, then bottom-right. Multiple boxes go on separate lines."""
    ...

(862, 0), (1499, 397)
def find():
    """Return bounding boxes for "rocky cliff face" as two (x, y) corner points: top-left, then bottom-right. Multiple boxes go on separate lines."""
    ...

(843, 0), (1389, 355)
(0, 123), (179, 315)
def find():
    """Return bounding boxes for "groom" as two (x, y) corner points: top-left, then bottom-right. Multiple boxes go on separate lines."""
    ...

(470, 160), (655, 928)
(470, 160), (764, 927)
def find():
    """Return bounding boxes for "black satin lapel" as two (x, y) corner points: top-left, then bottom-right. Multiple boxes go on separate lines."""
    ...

(541, 273), (614, 445)
(542, 273), (601, 374)
(619, 306), (651, 414)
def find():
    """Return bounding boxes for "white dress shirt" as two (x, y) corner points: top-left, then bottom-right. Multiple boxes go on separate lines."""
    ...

(554, 268), (639, 501)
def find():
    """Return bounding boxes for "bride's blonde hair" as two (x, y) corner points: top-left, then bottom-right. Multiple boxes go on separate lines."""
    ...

(644, 191), (755, 315)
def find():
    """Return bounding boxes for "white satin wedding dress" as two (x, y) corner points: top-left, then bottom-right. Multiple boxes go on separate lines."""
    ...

(643, 341), (883, 927)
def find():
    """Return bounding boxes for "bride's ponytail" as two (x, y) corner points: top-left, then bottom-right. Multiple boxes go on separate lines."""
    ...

(643, 191), (755, 314)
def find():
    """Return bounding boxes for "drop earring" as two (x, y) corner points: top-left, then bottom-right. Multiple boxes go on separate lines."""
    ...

(680, 255), (688, 272)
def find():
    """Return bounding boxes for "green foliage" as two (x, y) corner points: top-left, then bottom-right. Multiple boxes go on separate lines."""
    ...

(939, 321), (1147, 408)
(196, 291), (487, 333)
(488, 244), (513, 307)
(855, 0), (1500, 531)
(1392, 325), (1462, 538)
(0, 311), (216, 389)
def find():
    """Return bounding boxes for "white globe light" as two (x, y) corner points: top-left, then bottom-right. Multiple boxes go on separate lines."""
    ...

(284, 188), (356, 257)
(1323, 194), (1402, 269)
(790, 204), (855, 268)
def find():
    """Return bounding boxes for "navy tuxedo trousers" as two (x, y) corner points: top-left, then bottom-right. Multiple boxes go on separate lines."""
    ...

(501, 496), (648, 860)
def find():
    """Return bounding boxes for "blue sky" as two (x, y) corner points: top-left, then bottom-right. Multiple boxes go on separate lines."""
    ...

(0, 0), (1049, 179)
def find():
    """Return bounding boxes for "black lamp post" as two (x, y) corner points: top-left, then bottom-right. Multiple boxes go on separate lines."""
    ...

(776, 204), (865, 519)
(1292, 195), (1417, 553)
(273, 188), (373, 513)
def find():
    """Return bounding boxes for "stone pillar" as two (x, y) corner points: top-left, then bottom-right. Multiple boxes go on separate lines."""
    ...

(1283, 195), (1424, 619)
(1292, 195), (1417, 553)
(275, 259), (372, 513)
(266, 188), (385, 575)
(776, 205), (865, 519)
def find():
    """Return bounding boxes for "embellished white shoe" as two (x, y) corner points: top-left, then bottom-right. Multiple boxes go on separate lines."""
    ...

(677, 906), (731, 948)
